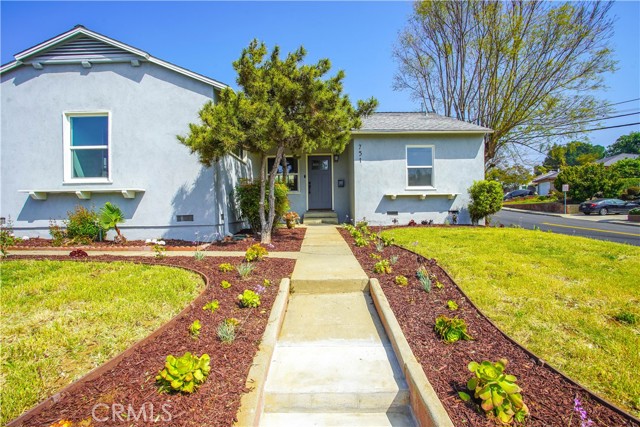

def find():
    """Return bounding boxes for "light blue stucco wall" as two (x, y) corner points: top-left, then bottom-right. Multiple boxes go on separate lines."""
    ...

(1, 61), (251, 241)
(351, 134), (485, 225)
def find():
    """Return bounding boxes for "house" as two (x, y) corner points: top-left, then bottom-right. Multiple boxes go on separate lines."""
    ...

(595, 153), (639, 167)
(1, 27), (491, 241)
(532, 170), (559, 196)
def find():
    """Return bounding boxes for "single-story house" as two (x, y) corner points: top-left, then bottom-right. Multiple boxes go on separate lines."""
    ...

(595, 153), (639, 167)
(532, 170), (559, 196)
(1, 26), (491, 241)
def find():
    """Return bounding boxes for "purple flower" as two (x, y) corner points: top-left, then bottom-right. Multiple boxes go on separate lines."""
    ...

(574, 397), (594, 427)
(255, 285), (266, 294)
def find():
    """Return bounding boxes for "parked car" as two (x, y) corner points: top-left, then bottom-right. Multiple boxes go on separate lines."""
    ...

(503, 189), (536, 201)
(578, 199), (640, 215)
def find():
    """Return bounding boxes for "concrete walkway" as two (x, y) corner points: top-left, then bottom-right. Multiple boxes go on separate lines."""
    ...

(260, 226), (416, 426)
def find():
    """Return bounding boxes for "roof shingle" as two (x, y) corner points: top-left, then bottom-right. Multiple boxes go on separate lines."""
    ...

(356, 112), (492, 133)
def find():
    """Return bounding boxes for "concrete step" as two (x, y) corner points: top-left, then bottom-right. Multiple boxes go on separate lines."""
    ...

(263, 343), (409, 413)
(260, 410), (416, 427)
(303, 211), (339, 225)
(304, 218), (340, 225)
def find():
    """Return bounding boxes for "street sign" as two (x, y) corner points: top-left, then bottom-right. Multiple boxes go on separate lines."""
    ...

(562, 184), (569, 192)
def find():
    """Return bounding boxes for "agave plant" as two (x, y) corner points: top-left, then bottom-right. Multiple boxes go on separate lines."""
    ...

(99, 202), (126, 243)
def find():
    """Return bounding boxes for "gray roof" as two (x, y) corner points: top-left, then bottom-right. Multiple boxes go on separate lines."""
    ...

(356, 112), (492, 134)
(532, 170), (558, 183)
(595, 153), (639, 167)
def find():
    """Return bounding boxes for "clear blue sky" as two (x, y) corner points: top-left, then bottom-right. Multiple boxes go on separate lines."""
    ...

(2, 1), (639, 155)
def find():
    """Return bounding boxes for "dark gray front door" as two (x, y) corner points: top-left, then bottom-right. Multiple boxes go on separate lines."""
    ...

(308, 155), (332, 209)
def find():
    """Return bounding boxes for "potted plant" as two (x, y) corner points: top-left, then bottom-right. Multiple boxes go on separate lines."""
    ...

(628, 207), (640, 223)
(283, 211), (299, 229)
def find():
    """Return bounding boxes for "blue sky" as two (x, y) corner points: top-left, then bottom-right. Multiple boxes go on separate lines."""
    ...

(2, 1), (639, 156)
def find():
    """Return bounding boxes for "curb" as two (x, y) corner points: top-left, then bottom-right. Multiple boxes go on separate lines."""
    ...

(369, 279), (454, 427)
(501, 207), (640, 228)
(501, 207), (568, 218)
(234, 278), (290, 427)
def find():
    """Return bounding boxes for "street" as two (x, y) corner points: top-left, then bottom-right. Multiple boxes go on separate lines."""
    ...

(492, 209), (640, 246)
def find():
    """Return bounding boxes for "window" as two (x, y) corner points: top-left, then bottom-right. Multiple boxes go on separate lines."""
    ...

(406, 146), (433, 188)
(64, 112), (110, 182)
(267, 156), (299, 192)
(231, 147), (246, 161)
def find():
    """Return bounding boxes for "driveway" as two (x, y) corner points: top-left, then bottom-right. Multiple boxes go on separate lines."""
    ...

(493, 208), (640, 246)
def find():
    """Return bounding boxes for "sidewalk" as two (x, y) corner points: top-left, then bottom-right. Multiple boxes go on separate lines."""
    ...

(501, 207), (640, 227)
(260, 225), (415, 427)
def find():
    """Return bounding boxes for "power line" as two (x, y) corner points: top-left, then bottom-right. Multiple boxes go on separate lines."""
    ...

(547, 122), (640, 137)
(554, 111), (640, 127)
(606, 98), (640, 107)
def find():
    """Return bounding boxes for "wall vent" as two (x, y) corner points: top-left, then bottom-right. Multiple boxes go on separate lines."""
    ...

(176, 215), (194, 222)
(387, 211), (399, 216)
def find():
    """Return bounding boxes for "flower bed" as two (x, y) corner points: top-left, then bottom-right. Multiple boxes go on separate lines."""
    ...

(6, 255), (295, 427)
(338, 227), (639, 427)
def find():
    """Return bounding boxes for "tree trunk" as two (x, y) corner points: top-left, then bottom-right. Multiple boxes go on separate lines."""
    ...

(260, 145), (286, 244)
(258, 154), (268, 241)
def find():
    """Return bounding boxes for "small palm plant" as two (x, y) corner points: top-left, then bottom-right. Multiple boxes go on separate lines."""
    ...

(99, 202), (126, 243)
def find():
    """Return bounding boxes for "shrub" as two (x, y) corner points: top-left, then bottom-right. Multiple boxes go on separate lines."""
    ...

(459, 359), (529, 425)
(69, 249), (88, 258)
(220, 280), (232, 289)
(156, 352), (211, 393)
(235, 180), (289, 232)
(238, 289), (261, 308)
(236, 262), (255, 279)
(395, 275), (408, 286)
(49, 219), (66, 246)
(621, 186), (640, 200)
(65, 205), (101, 243)
(610, 158), (640, 178)
(417, 266), (431, 292)
(218, 263), (234, 273)
(373, 259), (392, 274)
(217, 320), (236, 343)
(245, 243), (268, 262)
(554, 164), (624, 203)
(354, 236), (369, 247)
(194, 251), (206, 261)
(189, 320), (201, 338)
(629, 207), (640, 215)
(447, 300), (459, 310)
(203, 299), (220, 313)
(99, 202), (126, 243)
(0, 217), (16, 258)
(434, 315), (472, 343)
(468, 180), (503, 224)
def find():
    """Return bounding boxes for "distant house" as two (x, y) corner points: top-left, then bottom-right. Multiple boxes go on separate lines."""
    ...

(1, 26), (491, 240)
(595, 153), (639, 167)
(532, 170), (559, 196)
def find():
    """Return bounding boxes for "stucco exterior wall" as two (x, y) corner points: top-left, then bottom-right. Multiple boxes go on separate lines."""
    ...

(352, 134), (485, 225)
(1, 61), (251, 241)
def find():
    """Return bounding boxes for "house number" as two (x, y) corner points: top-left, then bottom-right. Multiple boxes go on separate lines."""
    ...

(359, 144), (362, 163)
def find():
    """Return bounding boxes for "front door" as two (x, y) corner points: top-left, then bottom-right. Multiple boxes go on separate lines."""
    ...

(308, 155), (332, 210)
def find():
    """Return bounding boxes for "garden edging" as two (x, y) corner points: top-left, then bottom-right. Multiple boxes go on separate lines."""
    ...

(6, 262), (211, 427)
(369, 278), (454, 427)
(234, 278), (291, 427)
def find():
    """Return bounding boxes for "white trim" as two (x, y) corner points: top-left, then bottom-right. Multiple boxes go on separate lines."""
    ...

(353, 129), (493, 135)
(63, 111), (112, 184)
(406, 145), (435, 189)
(19, 188), (145, 200)
(305, 153), (335, 211)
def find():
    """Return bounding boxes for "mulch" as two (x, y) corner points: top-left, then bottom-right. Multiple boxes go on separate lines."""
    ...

(6, 254), (295, 427)
(338, 227), (639, 427)
(12, 227), (306, 253)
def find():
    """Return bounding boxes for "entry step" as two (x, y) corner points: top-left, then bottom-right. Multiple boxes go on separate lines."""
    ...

(260, 411), (416, 427)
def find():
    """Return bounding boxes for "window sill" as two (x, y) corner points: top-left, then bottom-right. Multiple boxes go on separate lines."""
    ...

(19, 188), (145, 200)
(63, 179), (112, 185)
(385, 192), (458, 201)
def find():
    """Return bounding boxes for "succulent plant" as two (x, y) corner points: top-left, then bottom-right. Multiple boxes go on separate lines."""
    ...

(238, 289), (261, 308)
(156, 352), (211, 393)
(220, 280), (232, 289)
(416, 266), (431, 292)
(395, 275), (409, 286)
(245, 244), (268, 262)
(434, 315), (472, 343)
(218, 263), (234, 273)
(189, 320), (201, 338)
(203, 299), (220, 313)
(373, 259), (392, 274)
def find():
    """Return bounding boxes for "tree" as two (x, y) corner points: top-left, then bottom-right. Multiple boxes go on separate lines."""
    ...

(99, 202), (126, 243)
(541, 141), (605, 170)
(554, 164), (623, 203)
(393, 1), (615, 169)
(610, 158), (640, 179)
(468, 180), (503, 225)
(486, 164), (532, 191)
(179, 40), (377, 243)
(606, 132), (640, 156)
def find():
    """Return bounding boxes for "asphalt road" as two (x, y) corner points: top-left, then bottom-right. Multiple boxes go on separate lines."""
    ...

(492, 209), (640, 246)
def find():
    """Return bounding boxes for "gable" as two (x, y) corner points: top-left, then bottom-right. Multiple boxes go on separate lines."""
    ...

(31, 35), (140, 63)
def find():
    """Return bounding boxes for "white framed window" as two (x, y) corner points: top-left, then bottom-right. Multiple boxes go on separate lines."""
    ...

(63, 112), (111, 183)
(406, 145), (434, 188)
(231, 147), (246, 162)
(267, 156), (299, 192)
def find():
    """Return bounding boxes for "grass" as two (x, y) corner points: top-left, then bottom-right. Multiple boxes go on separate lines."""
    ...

(0, 260), (204, 425)
(385, 227), (640, 417)
(503, 196), (557, 205)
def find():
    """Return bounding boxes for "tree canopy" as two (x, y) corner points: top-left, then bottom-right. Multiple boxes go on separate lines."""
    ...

(541, 141), (605, 170)
(486, 164), (532, 191)
(554, 164), (623, 203)
(606, 132), (640, 156)
(178, 40), (377, 243)
(394, 1), (615, 169)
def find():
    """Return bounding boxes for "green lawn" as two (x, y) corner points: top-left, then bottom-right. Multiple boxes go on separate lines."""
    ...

(0, 260), (204, 425)
(385, 227), (640, 417)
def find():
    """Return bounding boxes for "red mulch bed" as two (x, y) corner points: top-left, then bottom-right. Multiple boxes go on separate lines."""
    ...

(338, 227), (639, 427)
(7, 254), (295, 427)
(11, 227), (306, 252)
(205, 227), (306, 252)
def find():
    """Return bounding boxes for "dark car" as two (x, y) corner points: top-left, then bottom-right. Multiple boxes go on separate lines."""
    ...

(503, 189), (536, 201)
(578, 199), (640, 215)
